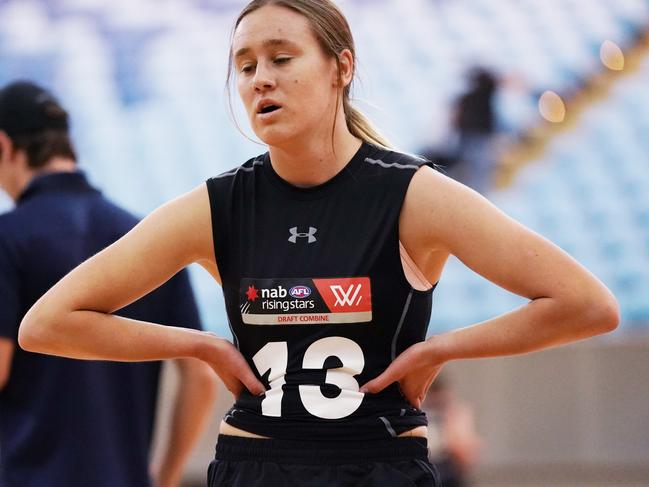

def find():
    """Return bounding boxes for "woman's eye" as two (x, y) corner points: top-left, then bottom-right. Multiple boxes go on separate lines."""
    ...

(274, 57), (291, 65)
(241, 64), (255, 74)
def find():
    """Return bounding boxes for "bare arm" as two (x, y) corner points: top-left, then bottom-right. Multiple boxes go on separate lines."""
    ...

(362, 167), (619, 403)
(407, 167), (619, 359)
(152, 359), (218, 487)
(18, 185), (264, 396)
(0, 338), (14, 391)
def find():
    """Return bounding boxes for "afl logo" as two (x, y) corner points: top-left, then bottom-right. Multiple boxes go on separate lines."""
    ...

(289, 286), (311, 299)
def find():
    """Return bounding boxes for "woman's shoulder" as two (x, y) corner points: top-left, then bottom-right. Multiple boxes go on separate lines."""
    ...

(208, 153), (268, 183)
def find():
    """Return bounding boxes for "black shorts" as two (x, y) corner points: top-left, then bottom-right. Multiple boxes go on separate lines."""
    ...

(208, 434), (440, 487)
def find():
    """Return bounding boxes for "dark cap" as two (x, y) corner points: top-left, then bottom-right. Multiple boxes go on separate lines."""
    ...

(0, 80), (69, 138)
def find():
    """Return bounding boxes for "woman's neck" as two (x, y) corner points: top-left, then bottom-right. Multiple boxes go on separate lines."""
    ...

(268, 129), (362, 188)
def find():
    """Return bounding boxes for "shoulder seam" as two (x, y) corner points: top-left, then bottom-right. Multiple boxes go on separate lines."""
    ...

(363, 156), (421, 171)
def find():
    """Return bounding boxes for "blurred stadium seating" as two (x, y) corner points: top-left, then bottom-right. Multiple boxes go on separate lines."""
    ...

(487, 59), (649, 330)
(1, 0), (648, 336)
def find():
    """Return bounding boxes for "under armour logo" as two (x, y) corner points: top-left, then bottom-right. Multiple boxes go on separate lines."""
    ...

(288, 226), (317, 244)
(330, 284), (363, 306)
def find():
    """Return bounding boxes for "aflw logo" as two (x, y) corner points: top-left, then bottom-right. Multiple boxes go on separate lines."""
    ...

(313, 277), (371, 315)
(330, 284), (363, 307)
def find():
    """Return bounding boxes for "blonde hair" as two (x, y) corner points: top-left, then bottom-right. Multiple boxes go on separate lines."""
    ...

(227, 0), (392, 149)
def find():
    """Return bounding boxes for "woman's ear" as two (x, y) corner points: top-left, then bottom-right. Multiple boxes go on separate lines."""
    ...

(336, 49), (354, 88)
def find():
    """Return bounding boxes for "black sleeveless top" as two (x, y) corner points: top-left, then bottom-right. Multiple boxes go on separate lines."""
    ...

(206, 142), (436, 440)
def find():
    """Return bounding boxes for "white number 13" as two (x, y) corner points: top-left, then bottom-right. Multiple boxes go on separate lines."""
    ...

(252, 336), (365, 420)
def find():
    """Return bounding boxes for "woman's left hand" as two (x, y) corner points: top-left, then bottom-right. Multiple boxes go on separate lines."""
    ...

(360, 339), (444, 409)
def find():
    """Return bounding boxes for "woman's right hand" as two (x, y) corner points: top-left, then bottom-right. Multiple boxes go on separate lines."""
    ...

(199, 333), (266, 397)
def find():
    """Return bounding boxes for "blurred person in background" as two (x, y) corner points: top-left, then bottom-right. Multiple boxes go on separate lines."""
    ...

(423, 374), (481, 487)
(18, 1), (619, 486)
(422, 67), (501, 193)
(450, 67), (500, 193)
(0, 80), (217, 487)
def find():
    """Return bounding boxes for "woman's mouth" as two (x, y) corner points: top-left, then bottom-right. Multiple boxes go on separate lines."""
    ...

(257, 104), (283, 121)
(259, 105), (281, 114)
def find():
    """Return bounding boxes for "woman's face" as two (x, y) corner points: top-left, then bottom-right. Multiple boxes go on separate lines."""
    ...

(232, 5), (342, 147)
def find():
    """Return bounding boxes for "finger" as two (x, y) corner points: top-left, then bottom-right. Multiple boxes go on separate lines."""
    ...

(408, 390), (423, 410)
(237, 367), (266, 396)
(423, 366), (443, 395)
(399, 372), (429, 409)
(362, 341), (433, 393)
(402, 387), (422, 409)
(360, 367), (402, 394)
(400, 383), (420, 409)
(423, 373), (436, 397)
(224, 379), (242, 397)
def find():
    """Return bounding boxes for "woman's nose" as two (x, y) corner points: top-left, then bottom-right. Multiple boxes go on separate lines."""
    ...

(253, 63), (276, 92)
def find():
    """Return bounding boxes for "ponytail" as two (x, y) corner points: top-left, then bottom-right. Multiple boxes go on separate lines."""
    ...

(343, 97), (392, 149)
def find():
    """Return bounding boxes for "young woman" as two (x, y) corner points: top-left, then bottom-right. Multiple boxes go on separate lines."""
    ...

(19, 1), (619, 486)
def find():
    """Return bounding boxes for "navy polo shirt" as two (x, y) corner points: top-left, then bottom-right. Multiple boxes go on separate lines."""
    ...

(0, 172), (202, 487)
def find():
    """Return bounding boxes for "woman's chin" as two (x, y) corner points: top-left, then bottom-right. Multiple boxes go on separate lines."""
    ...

(254, 128), (299, 149)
